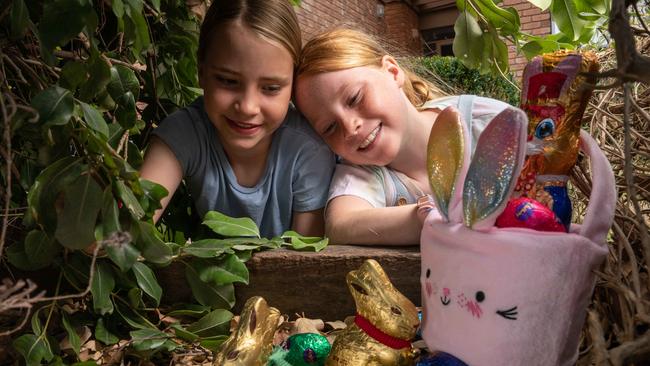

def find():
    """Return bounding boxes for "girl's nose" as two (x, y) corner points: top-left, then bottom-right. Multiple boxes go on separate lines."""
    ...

(235, 89), (260, 116)
(342, 117), (361, 139)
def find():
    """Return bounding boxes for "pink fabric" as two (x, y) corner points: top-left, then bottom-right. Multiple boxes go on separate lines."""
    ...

(420, 131), (616, 366)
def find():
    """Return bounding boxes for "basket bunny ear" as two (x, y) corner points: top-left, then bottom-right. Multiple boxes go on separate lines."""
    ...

(427, 106), (470, 223)
(521, 56), (542, 101)
(463, 107), (528, 231)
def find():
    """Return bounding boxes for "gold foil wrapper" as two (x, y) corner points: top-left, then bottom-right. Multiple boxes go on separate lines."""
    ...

(520, 51), (599, 198)
(214, 296), (280, 366)
(326, 260), (419, 366)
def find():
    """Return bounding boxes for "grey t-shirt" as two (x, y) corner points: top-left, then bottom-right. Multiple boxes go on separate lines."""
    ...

(153, 97), (335, 238)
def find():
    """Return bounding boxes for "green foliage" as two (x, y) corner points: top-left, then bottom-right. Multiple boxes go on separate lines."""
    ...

(415, 56), (520, 106)
(1, 0), (327, 363)
(453, 0), (610, 73)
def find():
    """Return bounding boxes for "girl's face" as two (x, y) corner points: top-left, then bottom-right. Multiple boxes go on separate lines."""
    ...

(199, 21), (294, 155)
(295, 57), (409, 166)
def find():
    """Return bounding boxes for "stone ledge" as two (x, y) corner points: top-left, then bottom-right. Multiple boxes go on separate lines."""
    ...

(157, 245), (421, 320)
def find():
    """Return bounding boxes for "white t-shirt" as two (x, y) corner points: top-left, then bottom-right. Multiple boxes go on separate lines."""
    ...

(327, 95), (512, 208)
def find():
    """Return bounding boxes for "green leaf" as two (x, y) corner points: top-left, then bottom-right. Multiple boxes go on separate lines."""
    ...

(59, 61), (88, 91)
(106, 241), (140, 272)
(101, 187), (122, 235)
(24, 230), (60, 269)
(27, 157), (85, 231)
(133, 220), (173, 264)
(132, 262), (163, 306)
(112, 0), (125, 17)
(115, 301), (155, 329)
(55, 174), (103, 250)
(80, 102), (109, 139)
(203, 211), (260, 238)
(200, 336), (229, 352)
(38, 0), (97, 54)
(10, 0), (30, 39)
(521, 39), (561, 59)
(197, 255), (249, 286)
(129, 329), (170, 351)
(471, 0), (520, 34)
(186, 309), (233, 337)
(6, 241), (33, 270)
(13, 334), (54, 365)
(281, 231), (329, 252)
(453, 12), (484, 69)
(139, 179), (168, 217)
(62, 313), (81, 355)
(551, 0), (586, 41)
(170, 323), (199, 342)
(91, 261), (115, 315)
(115, 180), (145, 219)
(126, 10), (151, 56)
(115, 92), (137, 129)
(31, 308), (43, 335)
(95, 318), (119, 345)
(107, 66), (140, 101)
(31, 86), (74, 126)
(62, 252), (91, 290)
(183, 239), (234, 258)
(79, 50), (112, 101)
(185, 262), (235, 309)
(128, 287), (143, 308)
(167, 304), (210, 318)
(527, 0), (552, 11)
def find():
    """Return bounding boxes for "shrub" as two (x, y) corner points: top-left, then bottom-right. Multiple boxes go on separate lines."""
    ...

(411, 56), (521, 106)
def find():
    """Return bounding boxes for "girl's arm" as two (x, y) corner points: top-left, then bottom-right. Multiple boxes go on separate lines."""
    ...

(292, 209), (325, 237)
(139, 137), (183, 223)
(325, 195), (422, 245)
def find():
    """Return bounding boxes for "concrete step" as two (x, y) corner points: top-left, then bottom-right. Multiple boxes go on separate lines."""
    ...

(157, 245), (421, 320)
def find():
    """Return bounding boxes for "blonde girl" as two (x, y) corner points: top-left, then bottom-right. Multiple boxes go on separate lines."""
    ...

(295, 28), (510, 245)
(140, 0), (335, 238)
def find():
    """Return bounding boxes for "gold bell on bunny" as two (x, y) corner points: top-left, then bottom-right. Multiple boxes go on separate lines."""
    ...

(213, 296), (281, 366)
(326, 259), (420, 366)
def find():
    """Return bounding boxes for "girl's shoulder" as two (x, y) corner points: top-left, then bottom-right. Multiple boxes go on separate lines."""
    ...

(422, 95), (511, 113)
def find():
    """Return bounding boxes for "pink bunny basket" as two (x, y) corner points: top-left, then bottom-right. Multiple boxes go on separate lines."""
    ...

(420, 106), (616, 366)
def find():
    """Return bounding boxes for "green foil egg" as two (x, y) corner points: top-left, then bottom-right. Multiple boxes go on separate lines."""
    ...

(284, 333), (331, 366)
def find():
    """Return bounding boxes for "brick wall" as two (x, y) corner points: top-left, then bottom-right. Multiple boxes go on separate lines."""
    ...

(296, 0), (550, 72)
(501, 0), (552, 75)
(384, 1), (420, 56)
(295, 0), (420, 57)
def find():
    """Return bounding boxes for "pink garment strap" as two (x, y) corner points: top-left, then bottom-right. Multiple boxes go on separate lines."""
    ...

(578, 130), (617, 245)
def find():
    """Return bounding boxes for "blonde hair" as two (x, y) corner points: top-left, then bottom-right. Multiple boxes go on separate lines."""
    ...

(198, 0), (301, 66)
(297, 28), (443, 107)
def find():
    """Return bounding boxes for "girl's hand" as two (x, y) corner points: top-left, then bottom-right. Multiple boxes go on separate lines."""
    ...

(416, 195), (435, 224)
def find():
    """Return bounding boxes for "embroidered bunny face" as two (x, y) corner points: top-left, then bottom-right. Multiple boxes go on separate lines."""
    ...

(422, 268), (518, 322)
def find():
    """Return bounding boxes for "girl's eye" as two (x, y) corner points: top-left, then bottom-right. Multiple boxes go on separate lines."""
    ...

(262, 84), (282, 94)
(534, 118), (555, 139)
(322, 122), (336, 136)
(216, 76), (238, 86)
(348, 91), (361, 107)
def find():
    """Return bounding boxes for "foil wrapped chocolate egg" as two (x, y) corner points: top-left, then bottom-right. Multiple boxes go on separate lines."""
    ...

(416, 351), (469, 366)
(495, 197), (565, 232)
(284, 333), (331, 366)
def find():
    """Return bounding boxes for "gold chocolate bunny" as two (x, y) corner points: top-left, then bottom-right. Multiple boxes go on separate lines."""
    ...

(326, 260), (419, 366)
(213, 296), (281, 366)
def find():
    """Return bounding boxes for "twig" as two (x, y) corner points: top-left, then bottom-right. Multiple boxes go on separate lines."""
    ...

(623, 83), (650, 289)
(609, 330), (650, 366)
(0, 93), (14, 260)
